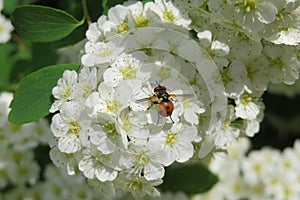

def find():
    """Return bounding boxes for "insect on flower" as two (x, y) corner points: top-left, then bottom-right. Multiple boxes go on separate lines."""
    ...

(135, 82), (193, 124)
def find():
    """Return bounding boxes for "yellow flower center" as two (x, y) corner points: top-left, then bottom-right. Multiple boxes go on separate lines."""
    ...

(62, 88), (70, 99)
(120, 114), (132, 133)
(135, 16), (148, 27)
(120, 65), (136, 80)
(163, 11), (175, 22)
(222, 120), (230, 130)
(246, 65), (256, 79)
(128, 179), (143, 191)
(99, 47), (113, 57)
(35, 125), (43, 136)
(11, 124), (21, 133)
(117, 23), (129, 34)
(253, 163), (261, 173)
(83, 87), (92, 98)
(106, 100), (122, 113)
(102, 123), (119, 138)
(221, 69), (232, 84)
(135, 152), (150, 166)
(69, 121), (80, 136)
(270, 57), (284, 70)
(166, 133), (177, 146)
(241, 92), (252, 105)
(158, 67), (171, 80)
(237, 0), (257, 12)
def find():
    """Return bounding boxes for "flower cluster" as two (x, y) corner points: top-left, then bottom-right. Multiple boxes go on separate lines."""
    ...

(0, 92), (114, 200)
(0, 92), (48, 190)
(51, 0), (300, 198)
(193, 138), (300, 200)
(0, 0), (13, 43)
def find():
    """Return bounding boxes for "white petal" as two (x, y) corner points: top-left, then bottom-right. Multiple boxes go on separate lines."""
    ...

(103, 68), (123, 87)
(95, 166), (118, 182)
(58, 134), (81, 153)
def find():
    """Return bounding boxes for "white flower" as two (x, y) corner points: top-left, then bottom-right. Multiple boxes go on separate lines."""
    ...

(145, 0), (191, 28)
(234, 85), (260, 120)
(244, 119), (260, 137)
(115, 173), (162, 198)
(78, 147), (119, 182)
(117, 107), (150, 143)
(173, 97), (205, 125)
(50, 70), (78, 113)
(6, 150), (40, 186)
(74, 67), (98, 102)
(0, 92), (13, 127)
(103, 51), (150, 87)
(120, 139), (168, 181)
(232, 0), (278, 32)
(86, 16), (109, 42)
(125, 1), (150, 28)
(85, 82), (131, 117)
(49, 146), (78, 175)
(88, 113), (128, 154)
(214, 106), (240, 149)
(160, 123), (197, 164)
(263, 44), (300, 85)
(0, 14), (13, 43)
(107, 4), (135, 35)
(81, 40), (124, 67)
(50, 101), (90, 153)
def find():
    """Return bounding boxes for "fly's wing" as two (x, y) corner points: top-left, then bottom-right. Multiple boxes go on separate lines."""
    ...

(198, 134), (216, 158)
(135, 97), (152, 104)
(169, 94), (194, 101)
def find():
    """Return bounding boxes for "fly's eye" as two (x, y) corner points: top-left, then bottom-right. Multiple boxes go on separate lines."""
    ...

(154, 86), (166, 93)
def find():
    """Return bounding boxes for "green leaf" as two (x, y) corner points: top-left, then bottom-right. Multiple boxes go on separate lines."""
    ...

(8, 64), (80, 124)
(10, 43), (59, 84)
(0, 43), (15, 90)
(140, 0), (153, 4)
(159, 163), (218, 195)
(12, 5), (84, 42)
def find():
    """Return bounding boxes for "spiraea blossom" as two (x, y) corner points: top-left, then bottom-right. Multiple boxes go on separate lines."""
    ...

(50, 0), (300, 198)
(193, 138), (300, 200)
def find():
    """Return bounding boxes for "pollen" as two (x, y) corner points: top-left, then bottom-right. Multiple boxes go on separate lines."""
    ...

(99, 48), (113, 57)
(106, 100), (122, 113)
(135, 16), (148, 27)
(62, 88), (71, 99)
(166, 133), (177, 146)
(135, 152), (150, 166)
(237, 0), (257, 12)
(253, 163), (261, 173)
(222, 120), (230, 130)
(246, 65), (256, 79)
(128, 179), (143, 191)
(221, 69), (232, 84)
(83, 87), (92, 98)
(102, 123), (119, 138)
(11, 124), (21, 133)
(163, 11), (175, 22)
(270, 57), (284, 70)
(158, 67), (171, 80)
(241, 92), (253, 105)
(120, 114), (132, 133)
(117, 22), (129, 34)
(182, 99), (190, 108)
(120, 65), (136, 80)
(69, 121), (80, 136)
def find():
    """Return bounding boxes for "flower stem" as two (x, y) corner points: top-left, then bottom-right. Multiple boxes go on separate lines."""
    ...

(82, 0), (92, 26)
